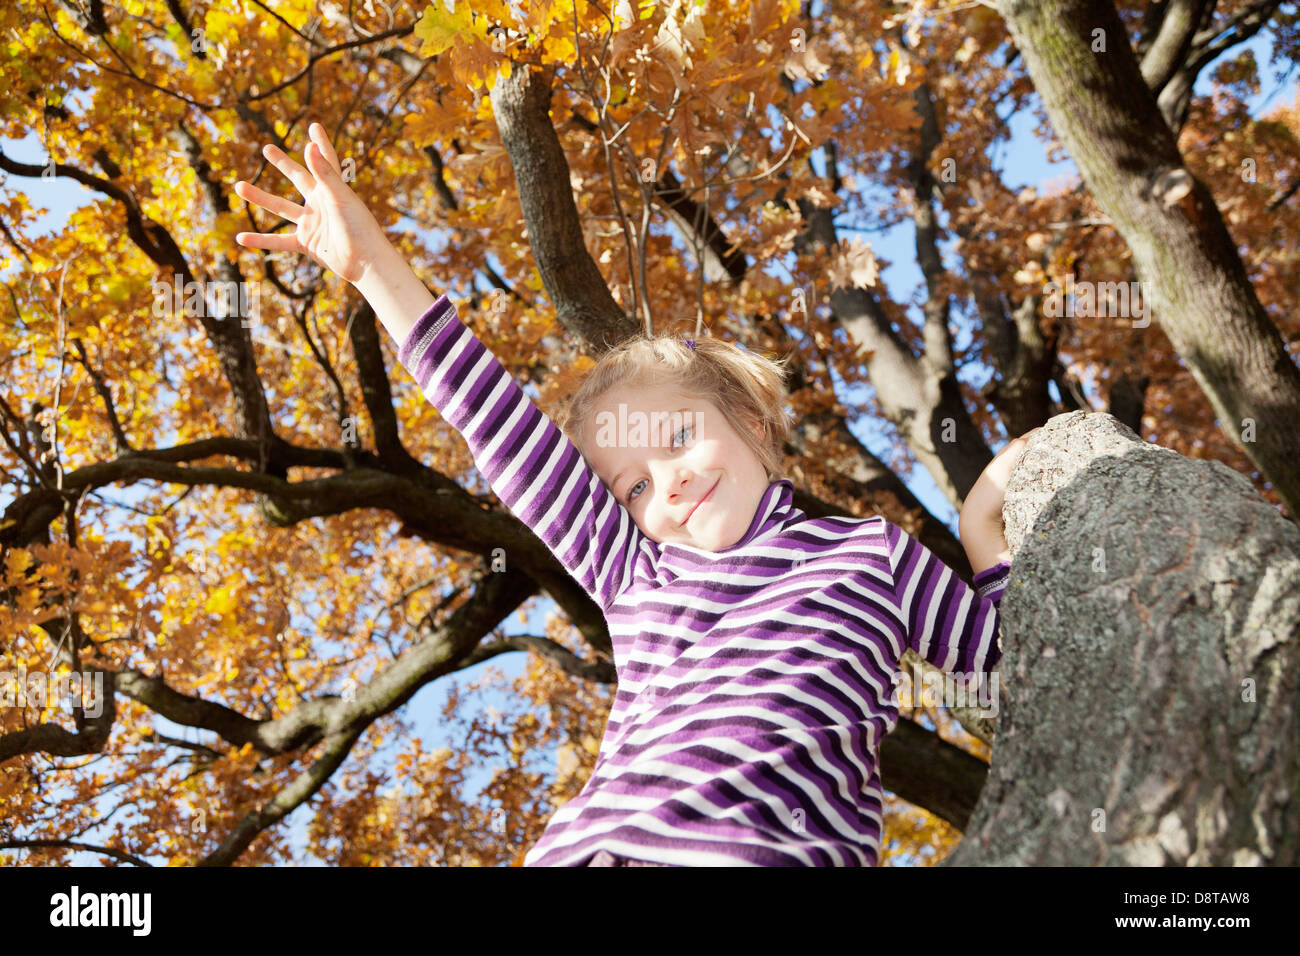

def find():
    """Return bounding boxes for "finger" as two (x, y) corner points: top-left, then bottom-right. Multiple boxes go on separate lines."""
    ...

(233, 180), (303, 224)
(262, 143), (315, 199)
(309, 122), (344, 178)
(304, 141), (339, 186)
(235, 231), (302, 253)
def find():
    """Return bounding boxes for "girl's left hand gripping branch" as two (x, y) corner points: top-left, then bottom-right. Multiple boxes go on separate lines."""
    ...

(233, 123), (434, 344)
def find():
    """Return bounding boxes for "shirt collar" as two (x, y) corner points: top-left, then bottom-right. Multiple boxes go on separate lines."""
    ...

(659, 477), (802, 557)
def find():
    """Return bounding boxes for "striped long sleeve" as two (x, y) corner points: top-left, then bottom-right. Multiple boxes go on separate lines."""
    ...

(885, 520), (1010, 675)
(396, 293), (645, 610)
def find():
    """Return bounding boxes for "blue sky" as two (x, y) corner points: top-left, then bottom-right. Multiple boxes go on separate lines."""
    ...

(2, 20), (1293, 866)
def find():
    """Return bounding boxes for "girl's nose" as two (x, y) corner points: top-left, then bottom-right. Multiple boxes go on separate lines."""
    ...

(670, 464), (695, 498)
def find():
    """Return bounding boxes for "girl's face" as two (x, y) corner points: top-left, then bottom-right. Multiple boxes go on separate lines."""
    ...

(580, 381), (771, 551)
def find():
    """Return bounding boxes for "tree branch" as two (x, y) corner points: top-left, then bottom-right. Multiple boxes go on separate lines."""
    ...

(0, 838), (152, 866)
(488, 60), (640, 351)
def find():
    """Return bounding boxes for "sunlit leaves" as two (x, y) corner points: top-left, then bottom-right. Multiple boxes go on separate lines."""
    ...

(414, 0), (477, 57)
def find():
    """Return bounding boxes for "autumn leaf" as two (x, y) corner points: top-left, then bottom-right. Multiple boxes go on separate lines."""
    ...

(205, 585), (240, 616)
(414, 0), (476, 57)
(827, 237), (879, 291)
(784, 40), (831, 84)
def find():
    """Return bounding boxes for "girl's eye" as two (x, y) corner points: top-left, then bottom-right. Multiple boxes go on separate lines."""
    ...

(625, 426), (693, 504)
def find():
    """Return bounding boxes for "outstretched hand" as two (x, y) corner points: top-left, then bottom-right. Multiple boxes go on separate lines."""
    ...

(233, 122), (382, 285)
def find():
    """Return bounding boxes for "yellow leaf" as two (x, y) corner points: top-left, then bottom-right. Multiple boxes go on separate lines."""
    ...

(205, 585), (238, 616)
(414, 0), (475, 57)
(5, 547), (33, 578)
(542, 33), (576, 64)
(485, 57), (511, 91)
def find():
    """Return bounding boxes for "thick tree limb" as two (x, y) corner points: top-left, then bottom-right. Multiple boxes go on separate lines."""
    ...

(344, 294), (423, 474)
(459, 633), (616, 681)
(0, 668), (116, 761)
(995, 0), (1300, 520)
(200, 562), (541, 863)
(0, 443), (611, 653)
(905, 77), (958, 383)
(765, 313), (974, 573)
(1151, 0), (1286, 133)
(199, 726), (364, 866)
(163, 0), (207, 60)
(488, 61), (640, 351)
(652, 165), (748, 286)
(879, 714), (990, 831)
(945, 410), (1300, 864)
(1137, 0), (1215, 100)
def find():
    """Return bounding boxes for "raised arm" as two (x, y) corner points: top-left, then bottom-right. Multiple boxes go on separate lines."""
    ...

(395, 292), (646, 608)
(233, 123), (645, 609)
(886, 520), (1010, 676)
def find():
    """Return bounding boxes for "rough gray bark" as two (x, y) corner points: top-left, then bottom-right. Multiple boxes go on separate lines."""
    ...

(945, 411), (1300, 865)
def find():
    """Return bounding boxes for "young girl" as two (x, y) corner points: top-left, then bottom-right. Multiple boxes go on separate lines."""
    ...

(234, 124), (1026, 867)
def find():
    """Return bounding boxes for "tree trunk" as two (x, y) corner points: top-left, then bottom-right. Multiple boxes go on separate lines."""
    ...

(945, 410), (1300, 865)
(994, 0), (1300, 521)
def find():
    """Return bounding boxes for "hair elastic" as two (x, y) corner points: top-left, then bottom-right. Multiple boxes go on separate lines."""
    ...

(684, 339), (696, 351)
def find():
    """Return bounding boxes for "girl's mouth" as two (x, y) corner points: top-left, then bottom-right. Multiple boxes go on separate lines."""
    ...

(685, 478), (719, 526)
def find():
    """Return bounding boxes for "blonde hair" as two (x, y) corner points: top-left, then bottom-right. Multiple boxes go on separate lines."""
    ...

(557, 331), (795, 482)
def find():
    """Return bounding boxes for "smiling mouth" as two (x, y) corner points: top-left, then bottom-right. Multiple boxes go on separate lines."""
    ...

(684, 479), (719, 526)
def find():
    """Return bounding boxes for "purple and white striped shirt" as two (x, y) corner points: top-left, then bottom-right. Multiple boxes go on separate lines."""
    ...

(398, 294), (1011, 866)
